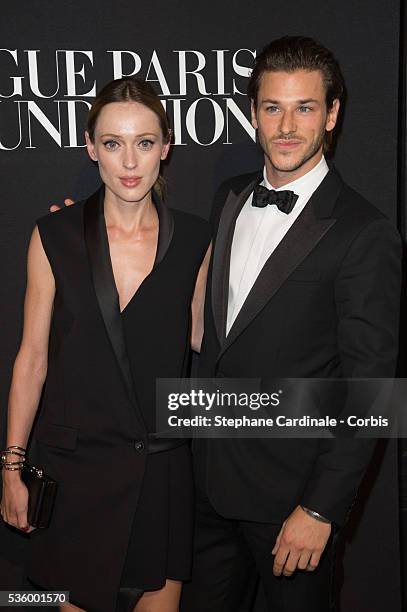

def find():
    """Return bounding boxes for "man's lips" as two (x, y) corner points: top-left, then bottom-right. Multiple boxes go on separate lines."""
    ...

(273, 139), (303, 149)
(119, 176), (142, 188)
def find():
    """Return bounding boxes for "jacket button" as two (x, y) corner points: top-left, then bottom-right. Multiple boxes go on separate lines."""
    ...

(134, 440), (145, 453)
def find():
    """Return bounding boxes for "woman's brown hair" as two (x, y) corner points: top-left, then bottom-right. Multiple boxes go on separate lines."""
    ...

(87, 77), (171, 198)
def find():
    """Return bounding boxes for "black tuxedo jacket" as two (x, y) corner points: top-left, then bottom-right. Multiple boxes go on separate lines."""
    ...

(195, 166), (402, 526)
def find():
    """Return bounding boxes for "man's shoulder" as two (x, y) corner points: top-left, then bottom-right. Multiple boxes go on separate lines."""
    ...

(335, 175), (387, 225)
(215, 170), (262, 198)
(210, 170), (262, 230)
(328, 171), (401, 257)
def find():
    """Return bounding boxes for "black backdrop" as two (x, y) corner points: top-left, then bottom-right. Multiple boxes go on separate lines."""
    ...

(0, 1), (404, 610)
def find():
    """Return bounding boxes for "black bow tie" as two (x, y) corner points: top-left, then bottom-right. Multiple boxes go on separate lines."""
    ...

(252, 183), (299, 214)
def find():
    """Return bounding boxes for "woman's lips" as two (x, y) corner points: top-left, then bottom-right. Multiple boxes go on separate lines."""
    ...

(119, 176), (142, 188)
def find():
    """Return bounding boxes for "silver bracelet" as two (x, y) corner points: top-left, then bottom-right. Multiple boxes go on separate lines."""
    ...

(300, 505), (331, 524)
(2, 449), (26, 459)
(6, 446), (26, 454)
(1, 449), (26, 470)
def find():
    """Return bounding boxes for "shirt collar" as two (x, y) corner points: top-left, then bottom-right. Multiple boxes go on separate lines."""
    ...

(263, 156), (329, 196)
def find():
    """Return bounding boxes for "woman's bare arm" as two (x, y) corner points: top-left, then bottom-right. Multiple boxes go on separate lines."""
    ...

(1, 227), (55, 531)
(191, 243), (212, 353)
(6, 226), (55, 453)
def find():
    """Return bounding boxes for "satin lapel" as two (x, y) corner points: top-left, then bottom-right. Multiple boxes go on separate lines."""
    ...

(211, 178), (260, 345)
(153, 190), (174, 267)
(218, 169), (343, 361)
(83, 187), (146, 432)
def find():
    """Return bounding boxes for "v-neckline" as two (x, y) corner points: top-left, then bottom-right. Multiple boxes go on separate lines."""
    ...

(84, 185), (174, 322)
(101, 198), (161, 316)
(84, 185), (175, 432)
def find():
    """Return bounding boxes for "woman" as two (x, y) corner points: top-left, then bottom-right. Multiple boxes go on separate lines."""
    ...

(0, 77), (211, 612)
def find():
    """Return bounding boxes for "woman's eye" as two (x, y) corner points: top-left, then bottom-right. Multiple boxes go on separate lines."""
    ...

(103, 140), (119, 150)
(139, 139), (154, 150)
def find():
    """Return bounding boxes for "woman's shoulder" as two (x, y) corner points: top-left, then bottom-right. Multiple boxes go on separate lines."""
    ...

(36, 200), (86, 232)
(170, 207), (211, 238)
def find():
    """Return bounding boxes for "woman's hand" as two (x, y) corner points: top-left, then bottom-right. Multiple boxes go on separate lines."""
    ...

(1, 472), (36, 532)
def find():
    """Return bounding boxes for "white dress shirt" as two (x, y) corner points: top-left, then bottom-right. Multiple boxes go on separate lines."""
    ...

(226, 156), (329, 335)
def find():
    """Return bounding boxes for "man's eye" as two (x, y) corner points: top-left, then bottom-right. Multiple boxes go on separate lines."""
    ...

(298, 106), (311, 113)
(139, 139), (154, 150)
(266, 106), (279, 113)
(103, 140), (119, 150)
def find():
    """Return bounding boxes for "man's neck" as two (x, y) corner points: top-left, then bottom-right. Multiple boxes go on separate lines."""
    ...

(265, 152), (324, 189)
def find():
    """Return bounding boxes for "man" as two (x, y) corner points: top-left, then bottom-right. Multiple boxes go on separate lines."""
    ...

(182, 36), (402, 611)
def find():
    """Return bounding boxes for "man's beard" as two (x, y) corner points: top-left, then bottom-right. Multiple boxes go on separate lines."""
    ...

(264, 129), (325, 174)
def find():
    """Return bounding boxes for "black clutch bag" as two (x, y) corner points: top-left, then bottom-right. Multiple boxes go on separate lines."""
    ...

(21, 464), (58, 529)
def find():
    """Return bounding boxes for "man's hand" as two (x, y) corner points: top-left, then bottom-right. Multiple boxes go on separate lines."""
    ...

(49, 198), (74, 213)
(271, 505), (331, 577)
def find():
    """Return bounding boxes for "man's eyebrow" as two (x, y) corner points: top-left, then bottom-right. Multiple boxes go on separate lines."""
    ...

(297, 99), (320, 104)
(260, 98), (320, 105)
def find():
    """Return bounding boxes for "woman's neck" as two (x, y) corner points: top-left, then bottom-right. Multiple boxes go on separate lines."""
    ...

(104, 189), (157, 232)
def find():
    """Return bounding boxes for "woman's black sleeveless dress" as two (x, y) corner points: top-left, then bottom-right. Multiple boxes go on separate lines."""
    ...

(27, 188), (211, 612)
(116, 305), (194, 611)
(117, 220), (207, 609)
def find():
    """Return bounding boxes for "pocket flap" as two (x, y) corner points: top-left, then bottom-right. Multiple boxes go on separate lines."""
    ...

(36, 423), (78, 450)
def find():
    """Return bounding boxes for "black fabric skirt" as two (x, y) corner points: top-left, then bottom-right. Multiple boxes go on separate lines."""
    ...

(27, 443), (194, 612)
(117, 443), (194, 602)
